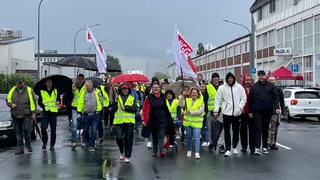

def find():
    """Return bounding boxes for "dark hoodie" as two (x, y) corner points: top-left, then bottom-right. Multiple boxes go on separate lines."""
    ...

(241, 73), (253, 114)
(145, 77), (160, 97)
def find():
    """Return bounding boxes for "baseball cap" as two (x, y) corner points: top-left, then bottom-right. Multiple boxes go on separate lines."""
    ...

(120, 83), (129, 89)
(257, 70), (266, 76)
(16, 77), (25, 83)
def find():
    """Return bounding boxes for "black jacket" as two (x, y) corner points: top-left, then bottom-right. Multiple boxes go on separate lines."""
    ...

(248, 80), (279, 113)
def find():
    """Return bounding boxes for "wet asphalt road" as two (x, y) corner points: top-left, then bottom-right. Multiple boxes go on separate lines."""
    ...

(0, 116), (320, 180)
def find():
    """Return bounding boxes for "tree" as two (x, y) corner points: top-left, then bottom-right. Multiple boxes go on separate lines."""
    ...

(0, 73), (36, 93)
(152, 72), (169, 80)
(106, 55), (122, 77)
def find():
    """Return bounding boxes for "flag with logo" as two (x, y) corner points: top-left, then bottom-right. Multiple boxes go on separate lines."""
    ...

(173, 26), (197, 78)
(85, 23), (107, 74)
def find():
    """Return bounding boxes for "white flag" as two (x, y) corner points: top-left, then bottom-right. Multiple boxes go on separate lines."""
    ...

(85, 24), (107, 74)
(173, 26), (197, 78)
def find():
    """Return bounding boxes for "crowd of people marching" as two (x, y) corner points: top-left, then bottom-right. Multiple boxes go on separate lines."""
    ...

(6, 70), (284, 163)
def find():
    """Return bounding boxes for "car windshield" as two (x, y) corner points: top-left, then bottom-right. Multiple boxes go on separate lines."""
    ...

(295, 91), (320, 99)
(0, 95), (9, 112)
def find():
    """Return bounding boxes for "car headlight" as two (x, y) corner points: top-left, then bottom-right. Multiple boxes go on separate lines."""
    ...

(0, 121), (12, 128)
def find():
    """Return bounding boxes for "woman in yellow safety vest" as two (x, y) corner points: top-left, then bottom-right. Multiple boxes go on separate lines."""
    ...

(112, 83), (137, 163)
(179, 88), (204, 159)
(164, 89), (179, 148)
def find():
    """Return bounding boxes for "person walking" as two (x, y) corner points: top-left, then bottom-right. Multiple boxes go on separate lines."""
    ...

(164, 89), (179, 149)
(38, 78), (60, 150)
(112, 83), (138, 163)
(267, 76), (285, 150)
(77, 80), (104, 152)
(71, 74), (86, 149)
(142, 83), (173, 159)
(214, 72), (246, 157)
(204, 73), (225, 152)
(101, 77), (117, 134)
(179, 88), (204, 159)
(248, 70), (280, 155)
(6, 77), (37, 154)
(200, 82), (209, 147)
(240, 73), (255, 154)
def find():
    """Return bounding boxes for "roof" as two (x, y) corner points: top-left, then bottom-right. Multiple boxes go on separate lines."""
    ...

(272, 66), (303, 80)
(250, 0), (272, 13)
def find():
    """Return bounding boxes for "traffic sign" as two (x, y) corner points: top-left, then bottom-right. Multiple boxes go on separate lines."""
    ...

(292, 64), (299, 72)
(251, 68), (256, 74)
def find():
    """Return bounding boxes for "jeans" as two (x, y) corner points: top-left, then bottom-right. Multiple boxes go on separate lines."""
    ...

(253, 111), (272, 149)
(97, 111), (104, 139)
(41, 112), (57, 146)
(71, 109), (79, 143)
(13, 116), (32, 148)
(201, 115), (208, 142)
(82, 113), (99, 148)
(151, 127), (166, 154)
(185, 126), (201, 153)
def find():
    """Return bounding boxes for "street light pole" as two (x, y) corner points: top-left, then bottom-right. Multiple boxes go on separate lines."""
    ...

(73, 23), (100, 56)
(37, 0), (44, 81)
(88, 39), (109, 54)
(223, 19), (255, 75)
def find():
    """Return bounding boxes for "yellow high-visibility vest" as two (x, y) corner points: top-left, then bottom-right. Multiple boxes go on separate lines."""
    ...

(114, 95), (135, 124)
(100, 85), (109, 107)
(166, 99), (178, 119)
(77, 88), (103, 113)
(183, 98), (203, 128)
(40, 89), (58, 113)
(206, 84), (218, 111)
(71, 84), (86, 108)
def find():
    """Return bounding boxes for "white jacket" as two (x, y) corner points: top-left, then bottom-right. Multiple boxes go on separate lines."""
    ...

(214, 82), (246, 116)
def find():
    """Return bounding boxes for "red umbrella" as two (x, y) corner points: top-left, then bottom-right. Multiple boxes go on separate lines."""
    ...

(112, 74), (135, 83)
(130, 73), (150, 82)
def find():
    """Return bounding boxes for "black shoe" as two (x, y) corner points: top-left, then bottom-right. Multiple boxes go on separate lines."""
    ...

(15, 148), (24, 154)
(50, 146), (54, 151)
(208, 144), (214, 152)
(219, 145), (225, 153)
(241, 148), (247, 152)
(26, 146), (33, 152)
(250, 149), (255, 154)
(270, 144), (278, 150)
(42, 144), (47, 150)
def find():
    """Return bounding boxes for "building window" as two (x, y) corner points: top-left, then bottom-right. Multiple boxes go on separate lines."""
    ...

(257, 8), (262, 21)
(285, 25), (293, 48)
(315, 15), (320, 54)
(269, 30), (276, 46)
(304, 18), (313, 54)
(277, 28), (284, 48)
(293, 0), (301, 6)
(294, 21), (302, 55)
(303, 55), (313, 71)
(269, 0), (276, 13)
(235, 44), (241, 55)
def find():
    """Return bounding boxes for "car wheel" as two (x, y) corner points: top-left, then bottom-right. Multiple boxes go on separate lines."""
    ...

(284, 107), (292, 122)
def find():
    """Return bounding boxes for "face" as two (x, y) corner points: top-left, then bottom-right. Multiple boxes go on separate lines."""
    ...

(244, 76), (252, 88)
(166, 93), (173, 100)
(85, 82), (93, 91)
(258, 74), (266, 83)
(121, 88), (129, 95)
(227, 77), (234, 85)
(197, 74), (203, 81)
(182, 87), (190, 96)
(77, 76), (85, 85)
(200, 83), (206, 93)
(45, 79), (52, 87)
(17, 81), (25, 89)
(191, 89), (199, 100)
(268, 77), (276, 85)
(152, 84), (160, 94)
(212, 77), (220, 86)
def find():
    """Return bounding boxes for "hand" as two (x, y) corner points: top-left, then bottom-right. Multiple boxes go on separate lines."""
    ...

(72, 84), (77, 91)
(186, 110), (190, 114)
(77, 114), (81, 119)
(115, 95), (119, 102)
(276, 109), (281, 114)
(108, 107), (112, 111)
(31, 114), (36, 121)
(11, 103), (17, 109)
(248, 113), (253, 118)
(142, 121), (147, 126)
(121, 106), (125, 111)
(213, 112), (218, 118)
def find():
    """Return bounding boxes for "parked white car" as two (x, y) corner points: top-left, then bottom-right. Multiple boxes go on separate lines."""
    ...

(282, 87), (320, 121)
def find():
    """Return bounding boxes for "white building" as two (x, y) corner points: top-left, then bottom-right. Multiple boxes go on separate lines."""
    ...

(251, 0), (320, 86)
(0, 29), (36, 76)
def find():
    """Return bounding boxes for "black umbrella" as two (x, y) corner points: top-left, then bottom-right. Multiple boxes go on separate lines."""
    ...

(33, 74), (73, 96)
(86, 76), (103, 88)
(57, 56), (98, 71)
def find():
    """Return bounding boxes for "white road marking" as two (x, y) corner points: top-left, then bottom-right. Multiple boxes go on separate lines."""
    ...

(276, 143), (292, 150)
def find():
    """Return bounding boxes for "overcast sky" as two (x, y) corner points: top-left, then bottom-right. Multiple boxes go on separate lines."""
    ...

(1, 0), (255, 77)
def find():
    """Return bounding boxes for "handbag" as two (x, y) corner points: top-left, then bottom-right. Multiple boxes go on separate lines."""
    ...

(141, 126), (150, 138)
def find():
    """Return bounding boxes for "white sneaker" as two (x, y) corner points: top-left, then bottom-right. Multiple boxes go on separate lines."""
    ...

(195, 153), (200, 159)
(187, 151), (192, 158)
(254, 148), (261, 155)
(124, 157), (130, 163)
(201, 142), (207, 147)
(233, 149), (239, 155)
(206, 142), (211, 147)
(262, 148), (269, 154)
(224, 150), (231, 157)
(147, 141), (152, 149)
(119, 153), (124, 160)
